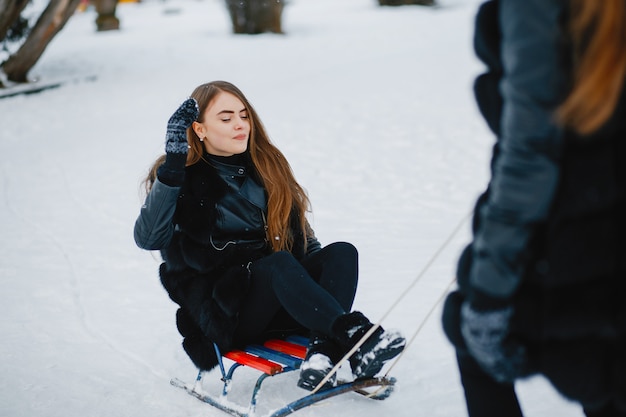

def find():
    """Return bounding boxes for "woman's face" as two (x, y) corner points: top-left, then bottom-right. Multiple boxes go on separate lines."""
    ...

(192, 91), (250, 156)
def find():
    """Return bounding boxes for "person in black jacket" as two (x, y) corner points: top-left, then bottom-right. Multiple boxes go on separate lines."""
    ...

(134, 81), (405, 391)
(442, 0), (626, 416)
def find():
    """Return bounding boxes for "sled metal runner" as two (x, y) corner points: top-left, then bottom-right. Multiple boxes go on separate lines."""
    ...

(171, 335), (396, 417)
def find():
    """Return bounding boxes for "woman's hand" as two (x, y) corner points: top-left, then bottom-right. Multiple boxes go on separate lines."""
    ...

(165, 98), (199, 155)
(460, 301), (528, 383)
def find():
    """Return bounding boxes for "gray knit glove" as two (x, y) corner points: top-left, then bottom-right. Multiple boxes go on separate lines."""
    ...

(165, 98), (199, 154)
(460, 302), (528, 383)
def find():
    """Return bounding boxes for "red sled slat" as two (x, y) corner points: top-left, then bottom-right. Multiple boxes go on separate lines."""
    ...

(224, 350), (284, 375)
(264, 339), (307, 359)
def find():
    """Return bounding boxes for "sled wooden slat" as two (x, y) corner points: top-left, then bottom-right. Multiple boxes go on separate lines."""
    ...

(223, 350), (284, 375)
(263, 339), (307, 359)
(245, 345), (302, 370)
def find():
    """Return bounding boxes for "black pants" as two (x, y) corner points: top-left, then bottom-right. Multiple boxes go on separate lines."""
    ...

(233, 242), (359, 345)
(457, 352), (523, 417)
(457, 352), (626, 417)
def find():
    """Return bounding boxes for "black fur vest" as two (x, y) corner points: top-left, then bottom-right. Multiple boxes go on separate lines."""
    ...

(159, 156), (306, 370)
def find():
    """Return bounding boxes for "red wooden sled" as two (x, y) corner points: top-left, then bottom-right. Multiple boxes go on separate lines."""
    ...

(170, 335), (396, 417)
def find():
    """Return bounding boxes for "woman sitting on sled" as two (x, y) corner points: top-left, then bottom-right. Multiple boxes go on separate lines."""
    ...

(134, 80), (405, 391)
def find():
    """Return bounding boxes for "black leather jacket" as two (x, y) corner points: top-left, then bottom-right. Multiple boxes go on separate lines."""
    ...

(134, 154), (320, 259)
(204, 156), (268, 249)
(134, 153), (320, 370)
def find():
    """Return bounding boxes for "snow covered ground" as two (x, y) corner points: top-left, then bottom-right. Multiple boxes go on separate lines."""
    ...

(0, 0), (586, 415)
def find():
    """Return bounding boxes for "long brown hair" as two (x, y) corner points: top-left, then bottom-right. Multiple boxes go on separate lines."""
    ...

(557, 0), (626, 135)
(144, 81), (311, 252)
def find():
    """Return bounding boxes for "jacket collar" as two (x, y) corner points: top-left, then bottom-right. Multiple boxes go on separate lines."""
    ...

(204, 153), (249, 178)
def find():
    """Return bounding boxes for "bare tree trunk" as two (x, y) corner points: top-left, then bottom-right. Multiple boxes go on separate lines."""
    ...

(225, 0), (284, 34)
(379, 0), (435, 5)
(1, 0), (81, 83)
(0, 0), (30, 41)
(94, 0), (120, 31)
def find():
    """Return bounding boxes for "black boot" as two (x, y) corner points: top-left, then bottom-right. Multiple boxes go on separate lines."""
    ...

(297, 332), (343, 391)
(331, 311), (406, 380)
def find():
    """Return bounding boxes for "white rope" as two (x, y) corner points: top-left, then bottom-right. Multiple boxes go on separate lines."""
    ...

(310, 210), (471, 394)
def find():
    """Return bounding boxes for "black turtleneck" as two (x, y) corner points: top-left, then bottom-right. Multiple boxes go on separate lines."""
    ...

(205, 152), (246, 167)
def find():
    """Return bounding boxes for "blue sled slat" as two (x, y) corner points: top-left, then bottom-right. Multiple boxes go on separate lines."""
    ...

(245, 345), (302, 370)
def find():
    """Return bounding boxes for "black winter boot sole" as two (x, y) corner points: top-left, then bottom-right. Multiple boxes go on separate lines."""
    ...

(297, 366), (337, 391)
(297, 333), (343, 392)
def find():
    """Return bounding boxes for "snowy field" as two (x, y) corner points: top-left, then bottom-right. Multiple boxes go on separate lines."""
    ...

(0, 0), (585, 416)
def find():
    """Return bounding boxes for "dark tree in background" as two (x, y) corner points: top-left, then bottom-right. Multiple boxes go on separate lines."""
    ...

(225, 0), (284, 34)
(379, 0), (435, 5)
(0, 0), (30, 43)
(95, 0), (120, 31)
(1, 0), (437, 89)
(0, 0), (81, 86)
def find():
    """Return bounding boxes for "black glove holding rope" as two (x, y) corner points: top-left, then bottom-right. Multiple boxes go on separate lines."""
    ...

(443, 246), (530, 383)
(459, 292), (529, 383)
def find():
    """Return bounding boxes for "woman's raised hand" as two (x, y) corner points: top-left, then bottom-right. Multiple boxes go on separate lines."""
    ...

(165, 98), (199, 154)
